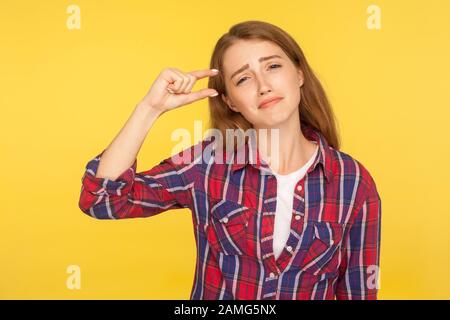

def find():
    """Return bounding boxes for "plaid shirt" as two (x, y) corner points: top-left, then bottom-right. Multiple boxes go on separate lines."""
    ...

(78, 125), (381, 300)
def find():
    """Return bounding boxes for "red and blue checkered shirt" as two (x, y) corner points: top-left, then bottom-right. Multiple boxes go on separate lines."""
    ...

(78, 125), (381, 300)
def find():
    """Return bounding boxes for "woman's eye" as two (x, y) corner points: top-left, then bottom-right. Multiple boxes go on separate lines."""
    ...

(236, 77), (248, 85)
(236, 64), (281, 85)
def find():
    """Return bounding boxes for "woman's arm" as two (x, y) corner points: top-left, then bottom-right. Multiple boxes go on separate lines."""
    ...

(96, 67), (219, 181)
(95, 102), (162, 181)
(78, 67), (219, 219)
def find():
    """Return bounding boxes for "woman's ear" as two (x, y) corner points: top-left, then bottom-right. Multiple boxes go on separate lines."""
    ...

(221, 93), (239, 113)
(297, 69), (304, 87)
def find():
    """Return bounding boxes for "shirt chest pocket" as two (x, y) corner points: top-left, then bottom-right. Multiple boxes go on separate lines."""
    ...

(205, 199), (256, 256)
(298, 221), (344, 277)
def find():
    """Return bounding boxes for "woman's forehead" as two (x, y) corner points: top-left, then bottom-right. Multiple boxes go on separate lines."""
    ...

(222, 40), (286, 74)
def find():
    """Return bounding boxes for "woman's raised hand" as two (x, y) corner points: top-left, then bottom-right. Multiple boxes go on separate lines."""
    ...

(139, 67), (220, 114)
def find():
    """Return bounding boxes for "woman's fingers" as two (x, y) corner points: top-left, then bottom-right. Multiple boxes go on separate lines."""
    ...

(167, 68), (219, 95)
(141, 67), (220, 113)
(183, 74), (196, 93)
(174, 68), (193, 93)
(181, 88), (219, 105)
(160, 68), (220, 110)
(167, 69), (193, 94)
(188, 68), (219, 80)
(169, 68), (185, 92)
(179, 73), (193, 93)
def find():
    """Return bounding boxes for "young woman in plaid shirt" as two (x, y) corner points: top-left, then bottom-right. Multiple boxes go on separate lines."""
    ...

(79, 20), (381, 300)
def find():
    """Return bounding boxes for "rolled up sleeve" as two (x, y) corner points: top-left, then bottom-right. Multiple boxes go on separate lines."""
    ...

(78, 146), (197, 220)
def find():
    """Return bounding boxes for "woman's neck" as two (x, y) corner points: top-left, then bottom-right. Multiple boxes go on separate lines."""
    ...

(255, 121), (317, 175)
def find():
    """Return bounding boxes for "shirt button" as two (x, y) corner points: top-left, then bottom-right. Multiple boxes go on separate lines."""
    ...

(297, 185), (302, 192)
(269, 272), (276, 279)
(222, 217), (228, 223)
(286, 246), (293, 253)
(294, 215), (301, 221)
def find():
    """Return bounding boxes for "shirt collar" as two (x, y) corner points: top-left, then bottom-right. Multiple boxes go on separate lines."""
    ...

(228, 124), (334, 183)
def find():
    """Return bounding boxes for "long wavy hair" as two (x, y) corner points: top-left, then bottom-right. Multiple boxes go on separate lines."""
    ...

(207, 20), (341, 152)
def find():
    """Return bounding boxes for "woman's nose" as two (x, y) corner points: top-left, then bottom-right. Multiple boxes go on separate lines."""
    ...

(256, 75), (272, 95)
(259, 88), (272, 95)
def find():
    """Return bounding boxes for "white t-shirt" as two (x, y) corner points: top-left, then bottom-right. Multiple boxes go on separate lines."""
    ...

(271, 142), (319, 260)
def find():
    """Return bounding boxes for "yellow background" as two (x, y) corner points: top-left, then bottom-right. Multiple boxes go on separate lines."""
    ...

(1, 0), (449, 299)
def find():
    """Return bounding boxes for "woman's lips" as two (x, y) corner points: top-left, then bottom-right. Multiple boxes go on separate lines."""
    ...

(259, 97), (283, 109)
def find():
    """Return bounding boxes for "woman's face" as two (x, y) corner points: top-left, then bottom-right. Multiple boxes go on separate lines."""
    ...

(221, 39), (304, 128)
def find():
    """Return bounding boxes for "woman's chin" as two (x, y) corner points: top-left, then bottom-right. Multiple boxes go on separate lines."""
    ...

(258, 116), (289, 128)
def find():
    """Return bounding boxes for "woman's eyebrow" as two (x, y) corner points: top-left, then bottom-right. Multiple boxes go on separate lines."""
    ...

(230, 54), (282, 80)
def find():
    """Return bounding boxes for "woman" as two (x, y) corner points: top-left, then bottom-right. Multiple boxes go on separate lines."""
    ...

(78, 20), (381, 300)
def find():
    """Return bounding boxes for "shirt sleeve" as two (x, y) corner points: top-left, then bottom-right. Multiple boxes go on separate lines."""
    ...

(78, 145), (199, 220)
(335, 174), (382, 300)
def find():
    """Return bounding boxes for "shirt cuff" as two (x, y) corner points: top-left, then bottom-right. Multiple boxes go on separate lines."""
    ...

(81, 150), (137, 197)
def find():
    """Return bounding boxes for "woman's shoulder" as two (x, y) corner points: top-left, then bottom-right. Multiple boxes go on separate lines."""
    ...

(163, 138), (218, 170)
(328, 146), (379, 196)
